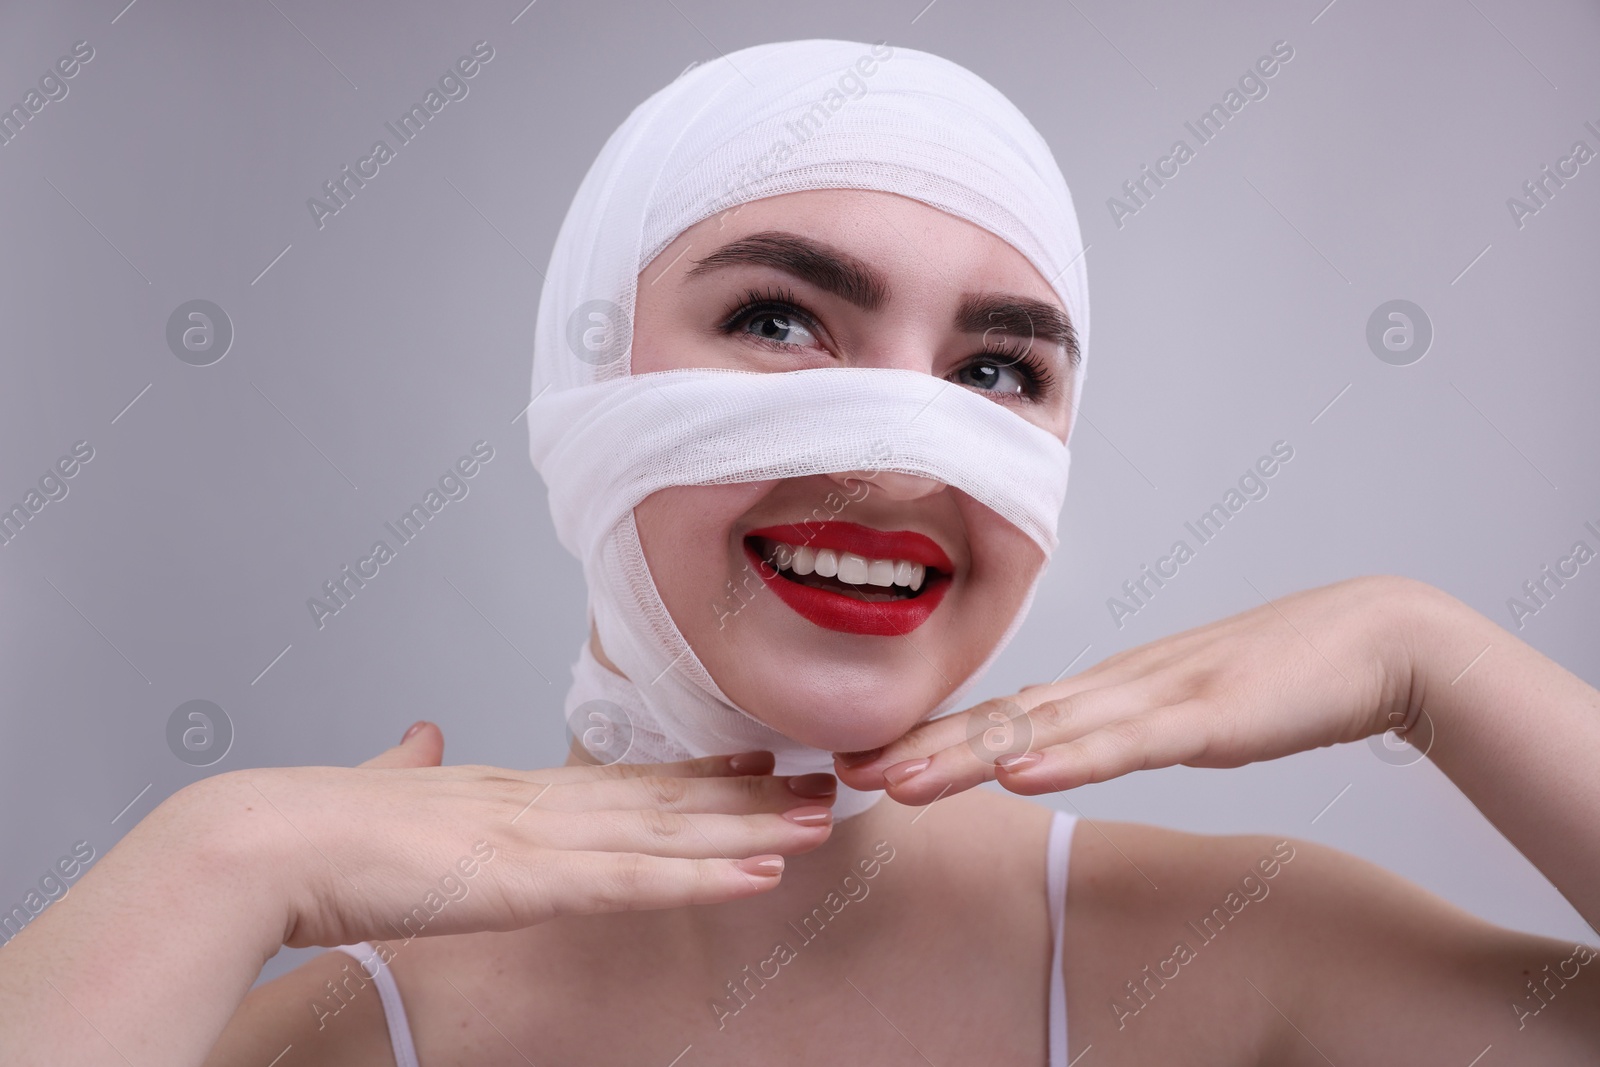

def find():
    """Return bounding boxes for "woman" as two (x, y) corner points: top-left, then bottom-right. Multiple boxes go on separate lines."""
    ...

(3, 38), (1597, 1066)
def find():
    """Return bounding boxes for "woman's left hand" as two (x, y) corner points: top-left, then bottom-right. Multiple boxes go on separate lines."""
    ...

(834, 574), (1440, 803)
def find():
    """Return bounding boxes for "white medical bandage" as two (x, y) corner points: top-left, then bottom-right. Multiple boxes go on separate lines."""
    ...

(526, 39), (1091, 818)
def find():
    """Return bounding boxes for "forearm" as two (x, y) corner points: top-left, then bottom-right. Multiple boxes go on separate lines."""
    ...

(1398, 578), (1600, 933)
(0, 780), (292, 1066)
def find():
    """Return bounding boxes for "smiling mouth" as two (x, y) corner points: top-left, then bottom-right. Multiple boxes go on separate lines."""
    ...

(746, 535), (942, 603)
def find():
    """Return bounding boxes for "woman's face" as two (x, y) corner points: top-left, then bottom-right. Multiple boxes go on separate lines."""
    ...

(608, 188), (1078, 754)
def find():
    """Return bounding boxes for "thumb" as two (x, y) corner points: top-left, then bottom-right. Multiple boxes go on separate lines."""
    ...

(359, 720), (445, 769)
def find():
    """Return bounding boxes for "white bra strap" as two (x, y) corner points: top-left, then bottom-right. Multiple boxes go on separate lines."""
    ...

(330, 942), (420, 1067)
(1045, 809), (1080, 1067)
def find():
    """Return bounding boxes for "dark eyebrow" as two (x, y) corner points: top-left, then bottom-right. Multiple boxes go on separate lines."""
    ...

(684, 230), (889, 311)
(685, 228), (1079, 368)
(955, 293), (1081, 368)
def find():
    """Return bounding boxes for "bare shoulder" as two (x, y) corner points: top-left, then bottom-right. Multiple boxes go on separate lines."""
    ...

(1061, 820), (1600, 1065)
(1051, 818), (1291, 1063)
(202, 947), (395, 1067)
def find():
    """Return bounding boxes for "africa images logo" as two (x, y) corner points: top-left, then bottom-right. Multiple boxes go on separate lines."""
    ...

(0, 40), (95, 152)
(1107, 40), (1295, 229)
(306, 441), (495, 629)
(306, 41), (495, 231)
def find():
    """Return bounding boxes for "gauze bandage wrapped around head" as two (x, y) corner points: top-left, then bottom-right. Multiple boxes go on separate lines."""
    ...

(527, 38), (1090, 819)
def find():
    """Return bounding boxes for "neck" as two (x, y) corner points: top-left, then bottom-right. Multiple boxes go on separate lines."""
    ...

(566, 622), (918, 961)
(553, 746), (919, 966)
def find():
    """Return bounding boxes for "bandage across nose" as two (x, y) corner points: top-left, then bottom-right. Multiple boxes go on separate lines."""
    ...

(532, 366), (1070, 563)
(528, 365), (1072, 819)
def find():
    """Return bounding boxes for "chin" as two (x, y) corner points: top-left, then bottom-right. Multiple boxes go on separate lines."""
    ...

(722, 673), (937, 753)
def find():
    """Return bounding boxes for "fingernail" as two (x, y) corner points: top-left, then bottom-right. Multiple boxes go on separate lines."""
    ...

(782, 805), (832, 826)
(728, 751), (775, 775)
(736, 854), (784, 876)
(996, 752), (1042, 771)
(836, 748), (884, 768)
(883, 758), (930, 785)
(401, 721), (427, 743)
(788, 773), (836, 799)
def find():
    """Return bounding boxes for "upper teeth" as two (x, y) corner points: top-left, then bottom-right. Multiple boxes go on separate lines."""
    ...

(763, 540), (926, 592)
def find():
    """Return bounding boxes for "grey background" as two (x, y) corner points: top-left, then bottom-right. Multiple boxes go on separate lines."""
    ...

(2, 0), (1596, 989)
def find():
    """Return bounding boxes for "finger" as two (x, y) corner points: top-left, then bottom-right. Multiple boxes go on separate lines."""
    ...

(514, 806), (834, 858)
(582, 750), (777, 781)
(832, 698), (1016, 790)
(831, 671), (1143, 790)
(536, 769), (837, 815)
(485, 750), (776, 790)
(992, 700), (1216, 795)
(866, 685), (1159, 805)
(359, 720), (445, 769)
(532, 850), (789, 919)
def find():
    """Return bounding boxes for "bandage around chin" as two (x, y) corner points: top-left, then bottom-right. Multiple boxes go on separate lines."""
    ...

(528, 364), (1070, 819)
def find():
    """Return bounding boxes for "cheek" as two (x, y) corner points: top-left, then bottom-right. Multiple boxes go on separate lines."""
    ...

(954, 503), (1046, 626)
(633, 484), (770, 606)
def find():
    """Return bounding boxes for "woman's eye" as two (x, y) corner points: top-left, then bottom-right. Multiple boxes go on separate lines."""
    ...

(955, 356), (1030, 397)
(741, 311), (818, 349)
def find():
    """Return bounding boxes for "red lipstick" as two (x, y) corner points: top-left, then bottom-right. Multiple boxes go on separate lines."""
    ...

(741, 521), (953, 637)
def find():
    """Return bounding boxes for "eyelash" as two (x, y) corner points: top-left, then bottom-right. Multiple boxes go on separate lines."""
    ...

(714, 287), (1058, 403)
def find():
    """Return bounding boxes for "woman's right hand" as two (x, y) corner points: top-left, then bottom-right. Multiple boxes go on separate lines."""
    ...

(194, 722), (836, 951)
(0, 723), (833, 1067)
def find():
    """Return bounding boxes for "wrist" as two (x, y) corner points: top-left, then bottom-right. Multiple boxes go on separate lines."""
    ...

(145, 770), (304, 956)
(1368, 574), (1481, 735)
(0, 771), (305, 1063)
